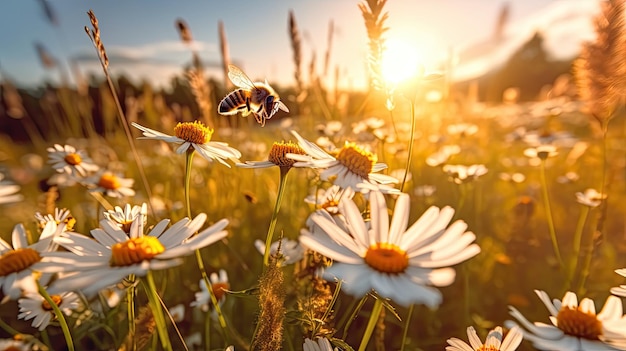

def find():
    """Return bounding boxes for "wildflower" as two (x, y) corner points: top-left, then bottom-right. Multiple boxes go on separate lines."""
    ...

(446, 326), (523, 351)
(0, 338), (30, 351)
(447, 123), (479, 137)
(414, 184), (437, 197)
(303, 337), (338, 351)
(575, 188), (606, 208)
(0, 173), (23, 205)
(442, 164), (488, 184)
(254, 238), (304, 265)
(85, 171), (135, 198)
(17, 291), (80, 330)
(425, 145), (461, 167)
(237, 141), (306, 171)
(190, 269), (229, 312)
(300, 191), (480, 307)
(47, 144), (99, 178)
(610, 269), (626, 297)
(507, 290), (626, 350)
(37, 214), (228, 297)
(169, 303), (185, 323)
(523, 144), (558, 161)
(35, 208), (74, 231)
(289, 130), (399, 193)
(0, 221), (61, 301)
(304, 185), (355, 214)
(316, 120), (343, 137)
(132, 121), (241, 167)
(103, 203), (148, 233)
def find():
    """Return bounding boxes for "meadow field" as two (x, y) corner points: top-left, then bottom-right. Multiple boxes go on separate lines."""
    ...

(1, 1), (626, 350)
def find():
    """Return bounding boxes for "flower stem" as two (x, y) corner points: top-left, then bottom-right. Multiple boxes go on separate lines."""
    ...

(263, 167), (290, 266)
(127, 275), (137, 351)
(183, 149), (230, 344)
(358, 298), (384, 351)
(144, 271), (173, 351)
(400, 98), (416, 192)
(37, 281), (74, 351)
(399, 304), (414, 351)
(539, 160), (564, 271)
(184, 150), (195, 218)
(566, 206), (590, 288)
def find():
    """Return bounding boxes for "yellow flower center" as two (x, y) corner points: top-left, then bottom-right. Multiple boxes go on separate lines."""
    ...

(321, 199), (340, 212)
(98, 173), (121, 190)
(3, 345), (23, 351)
(364, 243), (408, 274)
(109, 237), (165, 267)
(64, 153), (82, 165)
(336, 143), (376, 179)
(174, 121), (213, 144)
(556, 306), (603, 340)
(268, 141), (305, 168)
(212, 282), (230, 301)
(0, 248), (42, 276)
(42, 295), (63, 311)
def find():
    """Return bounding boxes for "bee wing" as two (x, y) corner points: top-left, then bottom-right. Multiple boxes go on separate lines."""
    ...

(228, 64), (256, 90)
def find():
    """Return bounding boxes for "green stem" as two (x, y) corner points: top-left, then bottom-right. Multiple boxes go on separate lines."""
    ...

(578, 122), (609, 293)
(127, 275), (137, 351)
(204, 307), (211, 350)
(37, 281), (74, 351)
(540, 160), (564, 271)
(400, 99), (416, 192)
(183, 149), (229, 344)
(144, 272), (173, 351)
(184, 150), (194, 218)
(0, 316), (21, 336)
(399, 304), (414, 351)
(263, 167), (290, 266)
(566, 206), (590, 288)
(358, 298), (384, 351)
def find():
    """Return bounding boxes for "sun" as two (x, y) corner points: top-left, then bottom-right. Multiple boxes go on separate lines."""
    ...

(380, 37), (424, 85)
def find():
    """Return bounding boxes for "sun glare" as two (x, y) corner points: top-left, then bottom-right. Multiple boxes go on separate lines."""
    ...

(381, 37), (424, 85)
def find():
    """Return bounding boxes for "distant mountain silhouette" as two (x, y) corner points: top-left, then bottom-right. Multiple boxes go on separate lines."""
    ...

(452, 0), (599, 102)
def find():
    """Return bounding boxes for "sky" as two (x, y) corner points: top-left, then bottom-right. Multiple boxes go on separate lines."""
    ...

(0, 0), (601, 91)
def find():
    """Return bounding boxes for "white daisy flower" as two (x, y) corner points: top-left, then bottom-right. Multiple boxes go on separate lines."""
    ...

(237, 140), (306, 171)
(47, 144), (99, 177)
(442, 164), (488, 184)
(303, 337), (338, 351)
(446, 326), (523, 351)
(506, 290), (626, 350)
(447, 123), (479, 137)
(85, 171), (135, 198)
(254, 238), (304, 265)
(17, 291), (80, 330)
(169, 303), (185, 323)
(523, 144), (558, 161)
(0, 221), (62, 301)
(575, 188), (606, 208)
(0, 338), (30, 351)
(36, 214), (229, 297)
(304, 185), (355, 215)
(299, 191), (481, 307)
(190, 269), (229, 313)
(610, 269), (626, 298)
(289, 130), (399, 194)
(132, 121), (241, 167)
(103, 203), (148, 233)
(35, 208), (74, 231)
(0, 173), (23, 205)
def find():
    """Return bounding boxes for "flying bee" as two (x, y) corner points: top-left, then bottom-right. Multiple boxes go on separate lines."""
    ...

(218, 64), (289, 127)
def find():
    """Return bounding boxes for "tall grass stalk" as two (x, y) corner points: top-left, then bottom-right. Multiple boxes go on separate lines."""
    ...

(126, 275), (137, 351)
(183, 150), (230, 344)
(37, 281), (74, 351)
(143, 272), (172, 351)
(399, 304), (413, 351)
(567, 206), (590, 289)
(399, 99), (415, 192)
(84, 9), (155, 218)
(357, 298), (383, 351)
(539, 159), (564, 271)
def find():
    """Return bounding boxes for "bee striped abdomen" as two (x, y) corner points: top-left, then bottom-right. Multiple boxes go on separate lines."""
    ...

(219, 89), (250, 114)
